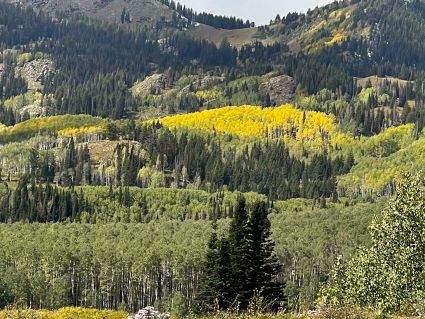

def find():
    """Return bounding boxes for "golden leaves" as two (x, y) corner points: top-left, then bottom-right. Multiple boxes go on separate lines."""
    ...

(158, 104), (338, 145)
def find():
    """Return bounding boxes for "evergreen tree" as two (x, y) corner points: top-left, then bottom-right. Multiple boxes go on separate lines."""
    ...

(196, 197), (286, 312)
(227, 196), (252, 308)
(248, 202), (287, 311)
(0, 282), (12, 309)
(194, 222), (221, 312)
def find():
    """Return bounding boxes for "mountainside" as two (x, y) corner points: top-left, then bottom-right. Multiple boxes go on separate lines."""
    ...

(287, 0), (425, 60)
(8, 0), (178, 28)
(186, 0), (425, 53)
(9, 0), (425, 54)
(2, 0), (425, 316)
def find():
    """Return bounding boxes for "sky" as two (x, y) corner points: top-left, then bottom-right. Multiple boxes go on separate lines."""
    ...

(179, 0), (332, 26)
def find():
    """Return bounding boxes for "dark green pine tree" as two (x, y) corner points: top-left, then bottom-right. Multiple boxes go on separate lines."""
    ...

(115, 144), (123, 186)
(216, 238), (233, 309)
(227, 196), (252, 309)
(0, 282), (13, 309)
(196, 221), (234, 313)
(28, 148), (39, 181)
(343, 151), (355, 174)
(122, 186), (132, 206)
(248, 201), (287, 311)
(194, 221), (221, 313)
(65, 137), (77, 169)
(15, 175), (30, 221)
(196, 197), (286, 313)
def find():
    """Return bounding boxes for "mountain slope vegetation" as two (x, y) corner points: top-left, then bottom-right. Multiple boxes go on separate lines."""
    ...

(1, 0), (425, 316)
(5, 0), (180, 29)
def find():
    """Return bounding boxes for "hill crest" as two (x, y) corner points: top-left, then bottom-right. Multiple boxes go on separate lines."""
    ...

(10, 0), (177, 28)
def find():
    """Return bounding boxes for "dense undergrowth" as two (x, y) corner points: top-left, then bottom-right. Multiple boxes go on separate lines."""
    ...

(0, 306), (410, 319)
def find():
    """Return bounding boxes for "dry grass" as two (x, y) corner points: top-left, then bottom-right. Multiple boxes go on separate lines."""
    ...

(86, 140), (145, 165)
(188, 25), (278, 48)
(356, 76), (413, 88)
(86, 140), (119, 163)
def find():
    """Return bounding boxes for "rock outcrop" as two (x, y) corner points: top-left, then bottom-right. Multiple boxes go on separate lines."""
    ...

(16, 58), (55, 91)
(261, 75), (295, 105)
(131, 74), (168, 97)
(128, 306), (170, 319)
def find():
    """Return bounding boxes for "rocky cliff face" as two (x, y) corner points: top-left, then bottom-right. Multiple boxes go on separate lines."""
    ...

(16, 58), (55, 91)
(131, 73), (168, 97)
(261, 75), (295, 106)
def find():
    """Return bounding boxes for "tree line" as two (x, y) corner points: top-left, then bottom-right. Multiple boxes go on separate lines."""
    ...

(1, 122), (355, 201)
(159, 0), (253, 29)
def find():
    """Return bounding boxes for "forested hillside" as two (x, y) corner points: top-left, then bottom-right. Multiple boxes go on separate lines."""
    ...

(2, 0), (425, 317)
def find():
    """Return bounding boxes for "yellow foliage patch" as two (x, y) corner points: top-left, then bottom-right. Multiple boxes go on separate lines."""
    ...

(58, 126), (105, 137)
(0, 307), (127, 319)
(44, 307), (127, 319)
(16, 52), (33, 65)
(309, 20), (326, 33)
(329, 9), (343, 19)
(325, 33), (346, 45)
(158, 104), (339, 146)
(0, 115), (106, 143)
(195, 89), (223, 101)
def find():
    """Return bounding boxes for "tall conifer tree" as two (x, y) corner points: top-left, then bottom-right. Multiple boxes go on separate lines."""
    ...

(196, 197), (286, 312)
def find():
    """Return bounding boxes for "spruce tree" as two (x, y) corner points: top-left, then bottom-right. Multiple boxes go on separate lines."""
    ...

(227, 196), (252, 309)
(194, 222), (221, 312)
(196, 197), (286, 313)
(0, 282), (12, 309)
(216, 238), (233, 308)
(248, 201), (286, 311)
